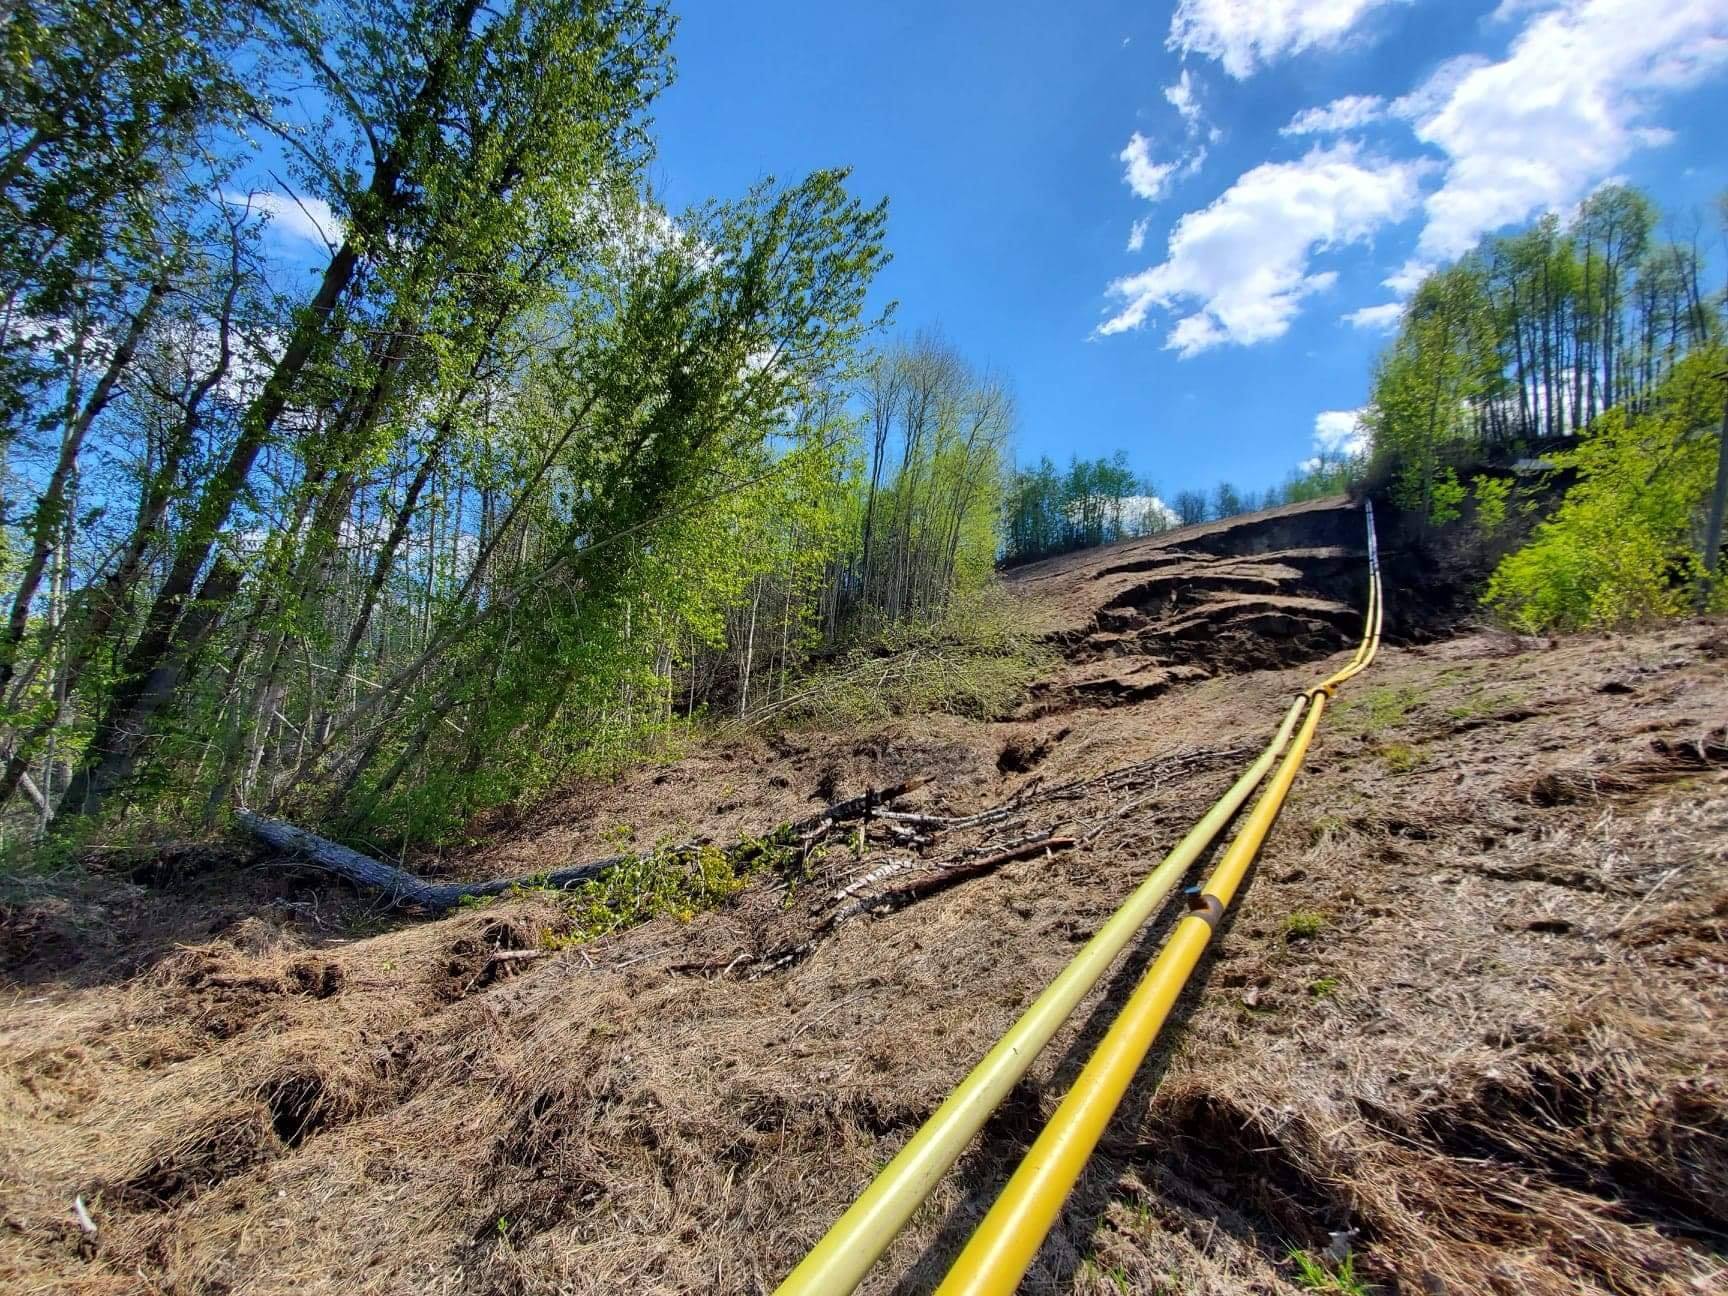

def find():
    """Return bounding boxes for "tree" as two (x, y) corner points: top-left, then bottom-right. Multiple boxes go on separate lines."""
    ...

(1487, 348), (1726, 629)
(56, 0), (678, 818)
(1173, 489), (1208, 526)
(1211, 481), (1242, 520)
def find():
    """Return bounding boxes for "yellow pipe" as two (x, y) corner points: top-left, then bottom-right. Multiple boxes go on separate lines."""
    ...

(934, 504), (1381, 1295)
(772, 696), (1311, 1296)
(935, 689), (1334, 1296)
(777, 502), (1382, 1295)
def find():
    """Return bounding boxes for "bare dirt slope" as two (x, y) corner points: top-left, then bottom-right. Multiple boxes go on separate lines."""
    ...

(4, 501), (1726, 1295)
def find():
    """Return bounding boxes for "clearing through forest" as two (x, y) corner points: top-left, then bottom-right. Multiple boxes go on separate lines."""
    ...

(3, 498), (1726, 1295)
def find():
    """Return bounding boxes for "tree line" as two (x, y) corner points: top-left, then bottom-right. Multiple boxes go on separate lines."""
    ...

(1366, 185), (1722, 521)
(1358, 184), (1728, 632)
(1000, 452), (1353, 566)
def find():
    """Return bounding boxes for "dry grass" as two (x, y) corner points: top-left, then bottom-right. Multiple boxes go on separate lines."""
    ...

(2, 617), (1726, 1294)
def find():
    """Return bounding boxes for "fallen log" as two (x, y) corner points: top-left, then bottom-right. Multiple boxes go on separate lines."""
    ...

(237, 810), (626, 911)
(237, 777), (935, 913)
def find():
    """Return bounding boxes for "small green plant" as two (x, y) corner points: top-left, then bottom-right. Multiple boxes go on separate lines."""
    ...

(1309, 976), (1341, 998)
(1472, 473), (1512, 535)
(599, 823), (638, 850)
(1378, 741), (1422, 774)
(538, 824), (797, 945)
(1289, 1247), (1372, 1294)
(1429, 466), (1466, 526)
(1285, 910), (1326, 939)
(1078, 1257), (1130, 1293)
(1306, 813), (1350, 845)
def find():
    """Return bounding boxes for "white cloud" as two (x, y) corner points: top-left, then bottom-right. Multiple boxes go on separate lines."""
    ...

(1098, 142), (1429, 355)
(1344, 301), (1404, 331)
(1403, 0), (1728, 260)
(1313, 408), (1370, 457)
(1123, 494), (1182, 531)
(224, 190), (344, 249)
(1387, 54), (1490, 123)
(1382, 257), (1432, 296)
(1126, 217), (1151, 252)
(1119, 132), (1180, 201)
(1164, 69), (1204, 132)
(1282, 94), (1387, 136)
(1168, 0), (1412, 78)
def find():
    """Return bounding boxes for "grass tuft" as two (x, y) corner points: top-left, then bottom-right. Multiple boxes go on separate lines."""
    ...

(1285, 909), (1326, 939)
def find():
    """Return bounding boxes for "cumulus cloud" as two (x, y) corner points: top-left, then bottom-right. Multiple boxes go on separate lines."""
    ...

(1098, 142), (1429, 356)
(1168, 0), (1412, 78)
(1123, 494), (1182, 532)
(1382, 257), (1433, 297)
(1344, 301), (1404, 331)
(1119, 132), (1180, 201)
(1402, 0), (1728, 260)
(1313, 408), (1370, 458)
(1282, 93), (1387, 136)
(224, 190), (344, 249)
(1126, 217), (1151, 253)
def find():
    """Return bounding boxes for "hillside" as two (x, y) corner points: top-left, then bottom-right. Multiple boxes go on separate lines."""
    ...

(3, 499), (1726, 1295)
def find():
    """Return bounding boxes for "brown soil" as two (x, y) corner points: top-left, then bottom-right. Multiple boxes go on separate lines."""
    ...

(4, 502), (1726, 1295)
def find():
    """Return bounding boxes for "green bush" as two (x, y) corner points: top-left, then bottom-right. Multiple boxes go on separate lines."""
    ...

(1486, 349), (1726, 632)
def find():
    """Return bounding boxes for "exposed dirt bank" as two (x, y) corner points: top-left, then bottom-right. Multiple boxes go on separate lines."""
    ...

(3, 503), (1725, 1295)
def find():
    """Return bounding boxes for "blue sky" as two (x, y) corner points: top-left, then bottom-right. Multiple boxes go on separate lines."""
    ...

(649, 0), (1728, 497)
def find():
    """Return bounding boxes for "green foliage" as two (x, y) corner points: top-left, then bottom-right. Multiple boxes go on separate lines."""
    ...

(1334, 685), (1419, 737)
(1362, 184), (1715, 524)
(1309, 977), (1341, 998)
(540, 827), (793, 945)
(1002, 450), (1158, 564)
(1277, 455), (1361, 504)
(1486, 348), (1727, 631)
(1364, 261), (1500, 519)
(1472, 474), (1512, 535)
(1429, 467), (1466, 526)
(1289, 1248), (1373, 1295)
(1285, 910), (1326, 939)
(1378, 741), (1422, 774)
(753, 585), (1053, 728)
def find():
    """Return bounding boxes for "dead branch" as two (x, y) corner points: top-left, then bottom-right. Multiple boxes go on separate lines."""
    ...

(820, 834), (1075, 931)
(872, 835), (1076, 908)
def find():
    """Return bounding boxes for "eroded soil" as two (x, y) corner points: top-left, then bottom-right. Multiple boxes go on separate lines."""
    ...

(3, 502), (1725, 1295)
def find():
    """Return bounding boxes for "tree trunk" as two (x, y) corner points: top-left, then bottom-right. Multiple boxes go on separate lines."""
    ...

(0, 278), (167, 697)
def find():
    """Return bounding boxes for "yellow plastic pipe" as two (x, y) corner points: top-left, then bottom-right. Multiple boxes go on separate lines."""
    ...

(934, 690), (1333, 1296)
(934, 507), (1381, 1296)
(772, 695), (1310, 1296)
